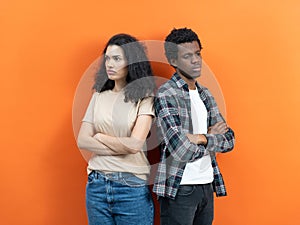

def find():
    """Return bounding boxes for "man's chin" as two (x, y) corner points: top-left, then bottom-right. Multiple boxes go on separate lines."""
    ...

(191, 73), (201, 79)
(178, 68), (201, 80)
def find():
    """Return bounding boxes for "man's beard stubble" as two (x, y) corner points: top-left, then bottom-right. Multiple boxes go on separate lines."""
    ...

(177, 67), (200, 80)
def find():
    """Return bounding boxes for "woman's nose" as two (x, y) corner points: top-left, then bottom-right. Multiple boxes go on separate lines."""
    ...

(106, 59), (113, 68)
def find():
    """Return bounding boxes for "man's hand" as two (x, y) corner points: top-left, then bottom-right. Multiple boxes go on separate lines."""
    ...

(186, 133), (207, 145)
(186, 122), (228, 146)
(208, 122), (228, 134)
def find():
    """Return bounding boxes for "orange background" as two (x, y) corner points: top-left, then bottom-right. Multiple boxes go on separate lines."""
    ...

(1, 1), (300, 225)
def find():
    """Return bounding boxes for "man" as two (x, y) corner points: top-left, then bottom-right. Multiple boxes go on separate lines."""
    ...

(153, 28), (235, 225)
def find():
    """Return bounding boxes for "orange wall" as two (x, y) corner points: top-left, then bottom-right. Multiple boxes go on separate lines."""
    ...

(1, 1), (300, 224)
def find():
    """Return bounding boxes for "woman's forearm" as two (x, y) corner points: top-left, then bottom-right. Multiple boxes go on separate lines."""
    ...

(93, 115), (153, 154)
(78, 115), (152, 156)
(94, 133), (144, 154)
(77, 122), (127, 156)
(77, 135), (124, 156)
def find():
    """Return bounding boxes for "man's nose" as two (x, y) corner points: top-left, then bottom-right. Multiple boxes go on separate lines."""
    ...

(191, 54), (201, 63)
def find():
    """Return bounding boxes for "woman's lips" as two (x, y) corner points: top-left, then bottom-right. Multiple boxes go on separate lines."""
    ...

(107, 70), (116, 75)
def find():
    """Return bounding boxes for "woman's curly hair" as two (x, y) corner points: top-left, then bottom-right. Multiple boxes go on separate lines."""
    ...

(164, 28), (203, 65)
(93, 33), (155, 103)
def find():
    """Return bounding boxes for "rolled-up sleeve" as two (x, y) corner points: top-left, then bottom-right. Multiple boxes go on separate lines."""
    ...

(202, 87), (235, 153)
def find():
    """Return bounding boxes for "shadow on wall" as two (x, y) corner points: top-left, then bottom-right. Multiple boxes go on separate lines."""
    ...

(67, 39), (229, 225)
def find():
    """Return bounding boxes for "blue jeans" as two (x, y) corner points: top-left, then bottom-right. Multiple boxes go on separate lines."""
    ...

(86, 170), (154, 225)
(159, 183), (214, 225)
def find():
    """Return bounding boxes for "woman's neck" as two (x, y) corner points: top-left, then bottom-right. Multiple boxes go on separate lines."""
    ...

(112, 80), (127, 92)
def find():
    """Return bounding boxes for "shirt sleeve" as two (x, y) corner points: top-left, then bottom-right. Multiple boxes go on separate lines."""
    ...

(138, 96), (155, 117)
(201, 87), (235, 153)
(82, 92), (97, 124)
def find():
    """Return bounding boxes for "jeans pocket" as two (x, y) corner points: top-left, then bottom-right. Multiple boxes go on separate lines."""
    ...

(121, 174), (147, 187)
(177, 185), (196, 196)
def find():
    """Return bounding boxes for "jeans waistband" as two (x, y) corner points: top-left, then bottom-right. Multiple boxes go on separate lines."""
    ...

(180, 183), (212, 187)
(91, 170), (138, 180)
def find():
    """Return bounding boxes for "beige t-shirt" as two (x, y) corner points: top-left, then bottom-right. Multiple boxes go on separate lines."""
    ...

(82, 90), (154, 179)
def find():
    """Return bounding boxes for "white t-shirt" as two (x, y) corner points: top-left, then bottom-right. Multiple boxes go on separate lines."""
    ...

(180, 89), (214, 185)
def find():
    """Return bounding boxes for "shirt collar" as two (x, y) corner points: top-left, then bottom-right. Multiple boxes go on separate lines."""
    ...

(171, 72), (201, 92)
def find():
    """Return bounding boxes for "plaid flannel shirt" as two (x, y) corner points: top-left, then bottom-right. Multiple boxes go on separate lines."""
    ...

(153, 73), (235, 199)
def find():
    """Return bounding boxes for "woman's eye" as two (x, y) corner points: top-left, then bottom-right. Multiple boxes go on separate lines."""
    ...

(114, 56), (121, 61)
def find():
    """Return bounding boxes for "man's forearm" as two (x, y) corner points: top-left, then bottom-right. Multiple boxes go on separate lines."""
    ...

(186, 133), (207, 146)
(204, 127), (235, 153)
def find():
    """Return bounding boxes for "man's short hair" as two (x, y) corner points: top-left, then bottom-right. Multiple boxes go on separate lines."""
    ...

(164, 28), (202, 64)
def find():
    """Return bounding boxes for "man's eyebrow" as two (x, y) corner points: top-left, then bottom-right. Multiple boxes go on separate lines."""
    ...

(182, 52), (193, 56)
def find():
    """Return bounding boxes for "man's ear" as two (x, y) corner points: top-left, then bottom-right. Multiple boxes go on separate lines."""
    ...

(170, 58), (177, 68)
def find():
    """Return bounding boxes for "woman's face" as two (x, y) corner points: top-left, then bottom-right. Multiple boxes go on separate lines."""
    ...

(105, 45), (128, 82)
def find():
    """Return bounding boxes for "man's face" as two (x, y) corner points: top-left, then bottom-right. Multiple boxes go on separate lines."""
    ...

(171, 41), (202, 80)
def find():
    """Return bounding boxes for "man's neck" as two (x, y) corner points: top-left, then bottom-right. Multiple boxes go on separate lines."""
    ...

(177, 72), (197, 90)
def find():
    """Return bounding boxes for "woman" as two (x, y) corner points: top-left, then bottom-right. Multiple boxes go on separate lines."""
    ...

(77, 34), (156, 225)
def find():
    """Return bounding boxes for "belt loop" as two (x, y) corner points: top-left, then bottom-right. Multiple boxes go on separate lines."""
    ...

(95, 170), (100, 179)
